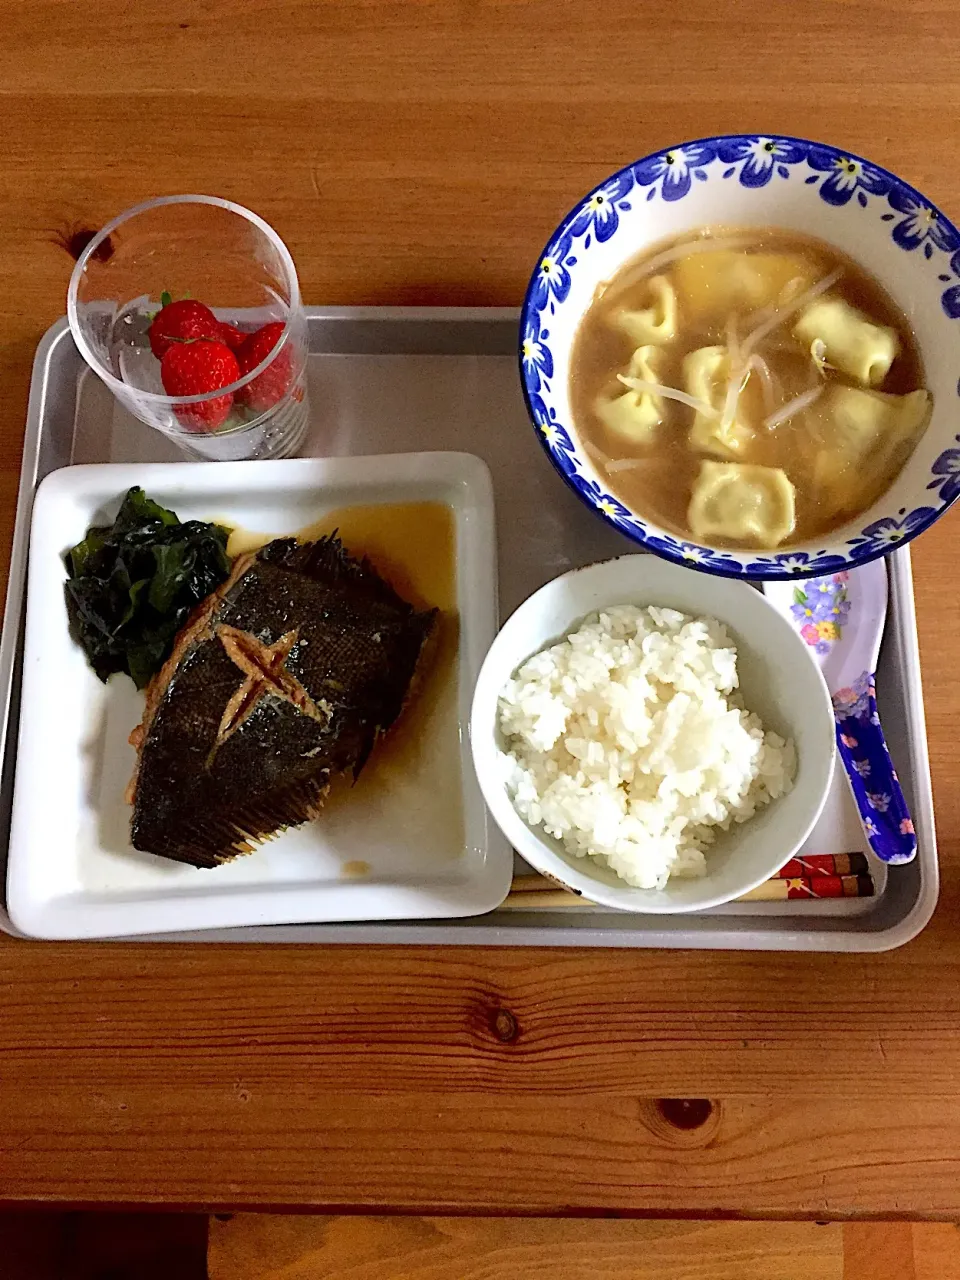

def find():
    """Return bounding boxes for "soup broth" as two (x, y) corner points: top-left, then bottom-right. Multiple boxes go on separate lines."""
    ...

(569, 227), (929, 548)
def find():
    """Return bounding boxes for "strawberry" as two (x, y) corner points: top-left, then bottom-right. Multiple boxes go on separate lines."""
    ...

(215, 321), (246, 350)
(236, 321), (294, 412)
(160, 340), (240, 432)
(148, 299), (221, 360)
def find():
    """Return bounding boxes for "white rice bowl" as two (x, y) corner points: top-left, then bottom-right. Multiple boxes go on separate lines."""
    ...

(470, 555), (835, 915)
(497, 604), (794, 890)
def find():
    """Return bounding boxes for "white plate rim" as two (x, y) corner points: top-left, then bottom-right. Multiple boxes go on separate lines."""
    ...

(7, 452), (511, 939)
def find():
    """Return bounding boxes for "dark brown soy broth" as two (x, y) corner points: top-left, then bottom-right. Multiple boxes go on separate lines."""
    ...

(569, 227), (924, 545)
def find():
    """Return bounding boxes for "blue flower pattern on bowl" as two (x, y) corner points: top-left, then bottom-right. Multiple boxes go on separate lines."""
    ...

(569, 172), (634, 243)
(847, 508), (937, 559)
(643, 533), (740, 573)
(887, 187), (959, 256)
(928, 436), (960, 503)
(521, 315), (553, 391)
(804, 147), (890, 207)
(520, 134), (960, 580)
(941, 259), (960, 319)
(633, 141), (716, 203)
(531, 234), (573, 310)
(743, 550), (849, 577)
(537, 420), (578, 474)
(716, 136), (808, 187)
(577, 476), (637, 525)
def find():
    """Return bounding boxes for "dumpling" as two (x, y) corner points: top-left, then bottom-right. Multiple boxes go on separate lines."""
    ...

(682, 346), (754, 458)
(829, 386), (931, 445)
(612, 276), (676, 345)
(813, 386), (932, 517)
(793, 297), (899, 387)
(595, 345), (664, 443)
(688, 461), (796, 547)
(674, 251), (815, 322)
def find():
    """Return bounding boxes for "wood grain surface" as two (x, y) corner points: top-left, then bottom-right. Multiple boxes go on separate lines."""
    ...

(210, 1215), (849, 1280)
(2, 0), (960, 1215)
(209, 1217), (960, 1280)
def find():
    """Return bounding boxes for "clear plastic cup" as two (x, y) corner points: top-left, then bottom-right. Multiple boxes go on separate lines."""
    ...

(67, 195), (309, 461)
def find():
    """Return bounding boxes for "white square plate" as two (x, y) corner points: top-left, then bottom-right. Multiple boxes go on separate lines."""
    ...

(8, 452), (510, 939)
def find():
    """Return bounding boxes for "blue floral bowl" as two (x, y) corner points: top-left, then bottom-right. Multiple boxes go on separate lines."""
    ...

(519, 133), (960, 579)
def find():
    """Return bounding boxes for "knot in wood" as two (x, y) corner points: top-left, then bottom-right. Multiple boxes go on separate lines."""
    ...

(491, 1008), (519, 1042)
(656, 1098), (713, 1130)
(638, 1097), (721, 1148)
(54, 226), (114, 263)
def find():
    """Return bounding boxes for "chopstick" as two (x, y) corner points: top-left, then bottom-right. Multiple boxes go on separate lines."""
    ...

(779, 852), (868, 878)
(740, 872), (873, 900)
(501, 857), (874, 910)
(500, 888), (591, 909)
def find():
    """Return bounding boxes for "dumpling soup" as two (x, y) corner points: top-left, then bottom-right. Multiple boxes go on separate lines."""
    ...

(570, 228), (930, 549)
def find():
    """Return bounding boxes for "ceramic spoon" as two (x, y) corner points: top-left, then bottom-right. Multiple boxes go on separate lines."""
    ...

(763, 559), (916, 865)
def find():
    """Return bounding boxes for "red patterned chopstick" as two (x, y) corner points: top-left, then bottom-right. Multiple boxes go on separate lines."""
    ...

(740, 872), (873, 901)
(504, 852), (876, 908)
(775, 852), (868, 879)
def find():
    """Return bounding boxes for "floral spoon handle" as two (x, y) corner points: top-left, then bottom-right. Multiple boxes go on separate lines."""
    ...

(834, 673), (916, 865)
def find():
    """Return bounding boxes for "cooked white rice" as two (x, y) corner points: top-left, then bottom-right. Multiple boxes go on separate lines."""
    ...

(497, 605), (794, 889)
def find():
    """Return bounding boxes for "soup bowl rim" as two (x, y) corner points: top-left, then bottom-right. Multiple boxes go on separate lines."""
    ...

(519, 131), (960, 580)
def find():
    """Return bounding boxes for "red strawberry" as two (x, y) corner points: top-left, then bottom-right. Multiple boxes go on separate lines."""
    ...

(215, 321), (247, 350)
(160, 340), (240, 432)
(148, 299), (221, 359)
(236, 321), (294, 412)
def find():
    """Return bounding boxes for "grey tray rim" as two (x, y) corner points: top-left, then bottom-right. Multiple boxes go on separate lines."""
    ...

(0, 310), (940, 950)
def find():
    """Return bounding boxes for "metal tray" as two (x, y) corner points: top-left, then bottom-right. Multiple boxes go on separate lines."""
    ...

(0, 309), (939, 949)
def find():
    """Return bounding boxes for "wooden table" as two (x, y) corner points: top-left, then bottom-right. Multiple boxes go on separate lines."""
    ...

(1, 0), (959, 1219)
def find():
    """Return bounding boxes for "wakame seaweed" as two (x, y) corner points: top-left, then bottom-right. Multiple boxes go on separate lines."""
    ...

(65, 487), (232, 689)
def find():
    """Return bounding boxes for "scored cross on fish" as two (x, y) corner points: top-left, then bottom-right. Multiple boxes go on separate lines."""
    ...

(127, 534), (437, 868)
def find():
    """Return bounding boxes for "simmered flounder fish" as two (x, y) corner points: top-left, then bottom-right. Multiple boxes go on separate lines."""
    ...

(128, 536), (437, 868)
